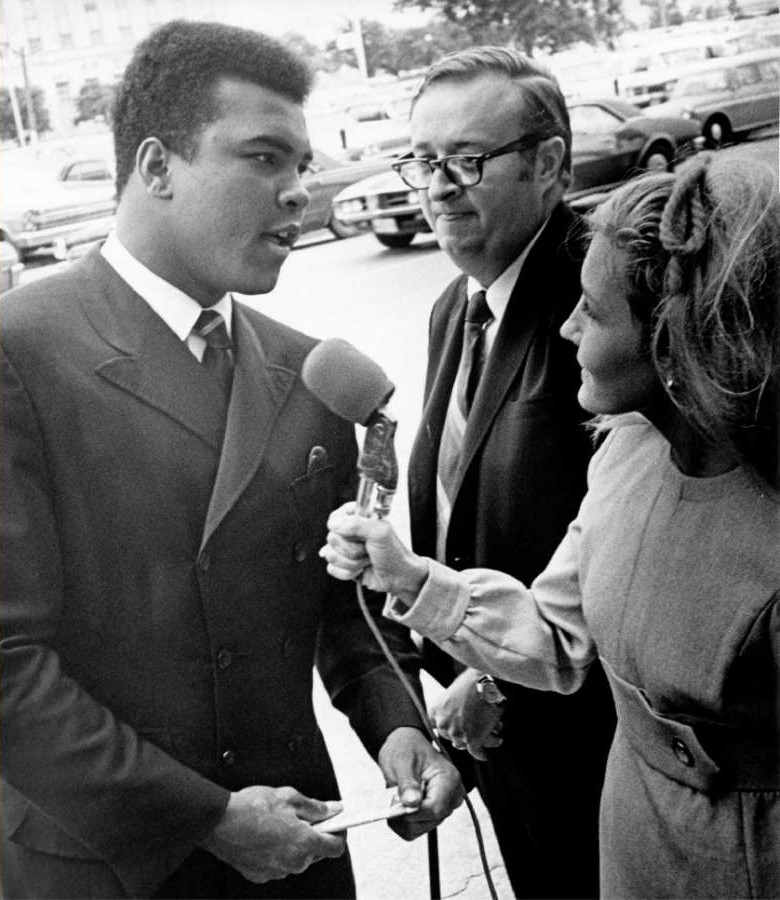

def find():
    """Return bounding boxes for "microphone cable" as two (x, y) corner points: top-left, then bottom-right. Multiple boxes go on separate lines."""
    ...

(355, 580), (500, 900)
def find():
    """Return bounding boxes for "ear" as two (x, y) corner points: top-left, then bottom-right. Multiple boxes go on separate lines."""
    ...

(135, 137), (173, 199)
(536, 136), (566, 188)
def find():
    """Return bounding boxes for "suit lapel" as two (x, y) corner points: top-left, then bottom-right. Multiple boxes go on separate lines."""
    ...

(421, 284), (468, 451)
(80, 251), (227, 448)
(200, 302), (297, 550)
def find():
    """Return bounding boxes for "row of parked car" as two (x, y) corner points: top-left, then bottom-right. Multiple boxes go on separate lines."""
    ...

(332, 50), (778, 249)
(2, 44), (777, 264)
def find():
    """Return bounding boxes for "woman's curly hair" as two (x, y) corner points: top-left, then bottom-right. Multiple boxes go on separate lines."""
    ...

(590, 153), (780, 486)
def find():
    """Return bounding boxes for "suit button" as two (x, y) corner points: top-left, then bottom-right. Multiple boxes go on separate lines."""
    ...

(217, 649), (233, 670)
(292, 542), (308, 562)
(198, 551), (211, 572)
(671, 738), (694, 767)
(221, 749), (236, 767)
(287, 735), (303, 754)
(282, 638), (296, 660)
(452, 556), (467, 570)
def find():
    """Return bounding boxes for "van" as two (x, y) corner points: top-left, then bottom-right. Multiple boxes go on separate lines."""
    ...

(616, 24), (780, 106)
(651, 48), (779, 146)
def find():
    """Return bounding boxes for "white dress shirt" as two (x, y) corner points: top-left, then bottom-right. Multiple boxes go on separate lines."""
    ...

(465, 215), (550, 357)
(101, 233), (232, 362)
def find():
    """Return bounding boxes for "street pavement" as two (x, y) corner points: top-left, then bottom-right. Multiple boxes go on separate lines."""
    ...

(313, 672), (513, 900)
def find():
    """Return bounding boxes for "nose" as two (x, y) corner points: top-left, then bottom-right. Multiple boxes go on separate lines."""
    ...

(560, 301), (583, 344)
(426, 165), (460, 202)
(279, 172), (310, 211)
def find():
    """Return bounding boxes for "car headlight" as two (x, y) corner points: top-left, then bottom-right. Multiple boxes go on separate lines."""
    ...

(335, 199), (365, 217)
(406, 190), (419, 205)
(21, 210), (38, 231)
(681, 109), (699, 121)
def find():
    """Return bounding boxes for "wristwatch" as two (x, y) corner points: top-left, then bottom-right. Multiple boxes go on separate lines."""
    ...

(476, 674), (506, 705)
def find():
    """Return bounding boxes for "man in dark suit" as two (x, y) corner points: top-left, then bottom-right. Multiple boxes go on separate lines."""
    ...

(397, 48), (616, 898)
(0, 20), (462, 899)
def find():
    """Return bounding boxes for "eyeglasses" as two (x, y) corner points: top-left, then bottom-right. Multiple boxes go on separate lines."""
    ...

(391, 135), (544, 190)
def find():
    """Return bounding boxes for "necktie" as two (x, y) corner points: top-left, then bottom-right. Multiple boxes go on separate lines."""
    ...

(193, 309), (234, 403)
(435, 291), (494, 561)
(458, 290), (493, 418)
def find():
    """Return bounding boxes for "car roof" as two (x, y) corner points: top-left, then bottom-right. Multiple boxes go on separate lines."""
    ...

(670, 46), (779, 77)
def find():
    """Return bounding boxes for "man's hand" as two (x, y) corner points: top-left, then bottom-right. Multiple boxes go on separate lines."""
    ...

(429, 668), (504, 762)
(200, 785), (346, 884)
(377, 726), (465, 840)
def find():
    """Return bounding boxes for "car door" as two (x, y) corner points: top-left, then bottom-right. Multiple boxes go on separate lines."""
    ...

(727, 62), (760, 131)
(570, 104), (640, 191)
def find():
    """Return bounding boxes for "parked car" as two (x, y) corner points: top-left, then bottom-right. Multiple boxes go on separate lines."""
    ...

(651, 48), (780, 147)
(332, 99), (702, 249)
(300, 148), (407, 238)
(339, 95), (413, 159)
(2, 156), (117, 260)
(1, 227), (24, 291)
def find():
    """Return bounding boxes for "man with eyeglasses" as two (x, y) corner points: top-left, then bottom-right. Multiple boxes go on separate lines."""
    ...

(400, 47), (616, 899)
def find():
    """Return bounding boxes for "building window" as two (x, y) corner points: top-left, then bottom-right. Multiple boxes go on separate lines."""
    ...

(60, 32), (74, 49)
(28, 37), (42, 53)
(84, 0), (98, 11)
(119, 25), (132, 41)
(56, 81), (72, 103)
(89, 29), (103, 45)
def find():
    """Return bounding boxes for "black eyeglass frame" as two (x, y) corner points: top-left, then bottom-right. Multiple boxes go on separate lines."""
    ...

(391, 135), (545, 190)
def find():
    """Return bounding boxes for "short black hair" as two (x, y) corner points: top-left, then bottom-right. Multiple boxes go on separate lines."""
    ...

(112, 19), (313, 196)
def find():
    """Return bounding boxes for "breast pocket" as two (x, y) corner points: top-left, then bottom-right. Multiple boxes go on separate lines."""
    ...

(290, 457), (338, 552)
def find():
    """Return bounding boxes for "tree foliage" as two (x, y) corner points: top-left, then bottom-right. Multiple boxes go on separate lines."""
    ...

(325, 16), (502, 77)
(73, 80), (116, 126)
(394, 0), (626, 54)
(1, 86), (50, 141)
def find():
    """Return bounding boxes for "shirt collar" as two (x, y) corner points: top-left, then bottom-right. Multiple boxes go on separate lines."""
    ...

(466, 213), (551, 324)
(101, 232), (233, 340)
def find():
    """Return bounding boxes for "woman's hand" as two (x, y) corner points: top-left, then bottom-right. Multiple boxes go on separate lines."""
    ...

(320, 503), (429, 606)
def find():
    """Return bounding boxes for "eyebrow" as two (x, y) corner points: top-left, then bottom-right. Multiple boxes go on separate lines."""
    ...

(240, 135), (313, 164)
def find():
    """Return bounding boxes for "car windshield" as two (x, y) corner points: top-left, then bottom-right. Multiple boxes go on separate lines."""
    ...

(672, 69), (729, 96)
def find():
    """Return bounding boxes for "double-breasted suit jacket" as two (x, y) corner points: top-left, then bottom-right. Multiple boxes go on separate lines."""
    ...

(1, 249), (424, 898)
(408, 203), (616, 897)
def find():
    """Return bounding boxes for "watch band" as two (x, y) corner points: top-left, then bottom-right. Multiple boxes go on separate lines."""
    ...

(476, 673), (506, 705)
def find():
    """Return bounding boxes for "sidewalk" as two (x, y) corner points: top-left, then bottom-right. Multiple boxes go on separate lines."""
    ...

(314, 673), (513, 900)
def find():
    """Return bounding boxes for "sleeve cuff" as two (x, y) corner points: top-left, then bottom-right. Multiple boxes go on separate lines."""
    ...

(382, 559), (471, 642)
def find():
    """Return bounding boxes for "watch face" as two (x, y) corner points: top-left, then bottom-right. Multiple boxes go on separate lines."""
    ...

(477, 679), (505, 704)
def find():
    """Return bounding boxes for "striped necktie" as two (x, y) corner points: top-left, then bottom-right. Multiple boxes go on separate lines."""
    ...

(435, 290), (493, 561)
(193, 309), (234, 403)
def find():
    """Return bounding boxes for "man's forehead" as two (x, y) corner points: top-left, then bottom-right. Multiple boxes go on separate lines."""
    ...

(411, 75), (528, 145)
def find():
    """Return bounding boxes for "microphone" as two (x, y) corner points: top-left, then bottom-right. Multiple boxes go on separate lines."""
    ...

(302, 338), (398, 518)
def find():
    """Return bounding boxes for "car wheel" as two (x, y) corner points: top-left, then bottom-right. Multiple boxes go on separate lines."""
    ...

(640, 143), (673, 172)
(328, 214), (362, 240)
(375, 233), (414, 249)
(703, 115), (732, 149)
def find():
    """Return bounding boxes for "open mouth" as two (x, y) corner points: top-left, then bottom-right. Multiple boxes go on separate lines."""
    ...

(264, 225), (301, 248)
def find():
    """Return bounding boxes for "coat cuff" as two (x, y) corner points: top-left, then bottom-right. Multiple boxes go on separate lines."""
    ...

(383, 559), (470, 643)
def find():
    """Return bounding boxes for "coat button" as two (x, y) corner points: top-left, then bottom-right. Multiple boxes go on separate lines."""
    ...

(671, 738), (694, 767)
(292, 542), (308, 562)
(221, 749), (236, 767)
(198, 551), (211, 572)
(287, 735), (303, 754)
(282, 638), (296, 660)
(217, 649), (233, 670)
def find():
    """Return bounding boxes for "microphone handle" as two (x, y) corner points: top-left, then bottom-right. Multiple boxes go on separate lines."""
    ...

(355, 474), (376, 518)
